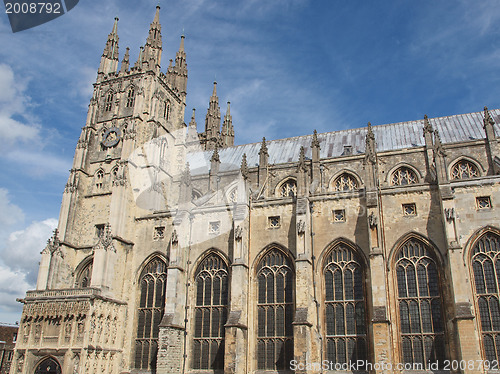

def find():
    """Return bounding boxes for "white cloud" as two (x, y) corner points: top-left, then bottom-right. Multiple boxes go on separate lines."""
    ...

(0, 265), (32, 312)
(1, 218), (58, 285)
(0, 188), (24, 228)
(0, 64), (41, 146)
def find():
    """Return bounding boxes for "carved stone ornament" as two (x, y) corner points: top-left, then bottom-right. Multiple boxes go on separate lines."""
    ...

(445, 207), (455, 221)
(96, 223), (115, 252)
(171, 229), (178, 244)
(41, 229), (61, 256)
(297, 220), (306, 235)
(234, 225), (243, 240)
(368, 212), (378, 228)
(16, 353), (24, 372)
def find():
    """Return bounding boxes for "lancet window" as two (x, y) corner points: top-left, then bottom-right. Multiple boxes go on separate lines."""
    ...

(75, 259), (93, 288)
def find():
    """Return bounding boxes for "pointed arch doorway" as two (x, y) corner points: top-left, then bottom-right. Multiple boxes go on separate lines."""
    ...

(34, 357), (61, 374)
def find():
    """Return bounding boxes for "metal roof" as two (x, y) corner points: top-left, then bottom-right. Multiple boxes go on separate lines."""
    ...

(188, 109), (500, 174)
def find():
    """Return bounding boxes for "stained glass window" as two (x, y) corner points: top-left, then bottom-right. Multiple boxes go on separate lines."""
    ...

(257, 249), (294, 370)
(451, 160), (479, 180)
(395, 238), (446, 366)
(135, 258), (167, 370)
(324, 243), (367, 365)
(333, 173), (358, 191)
(192, 253), (228, 370)
(471, 232), (500, 361)
(391, 167), (417, 186)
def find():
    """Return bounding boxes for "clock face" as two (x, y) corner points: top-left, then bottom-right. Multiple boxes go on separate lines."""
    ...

(101, 127), (121, 148)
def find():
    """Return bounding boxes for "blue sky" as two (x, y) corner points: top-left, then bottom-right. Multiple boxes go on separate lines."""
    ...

(1, 0), (500, 323)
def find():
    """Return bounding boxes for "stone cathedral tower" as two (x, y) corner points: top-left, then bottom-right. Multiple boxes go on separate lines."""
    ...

(10, 5), (500, 374)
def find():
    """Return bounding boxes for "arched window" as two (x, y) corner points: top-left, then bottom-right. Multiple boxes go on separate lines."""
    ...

(395, 238), (446, 366)
(228, 188), (237, 203)
(192, 253), (229, 370)
(257, 249), (294, 370)
(75, 259), (93, 288)
(34, 357), (61, 374)
(451, 159), (479, 180)
(391, 167), (418, 186)
(333, 173), (358, 191)
(470, 232), (500, 361)
(323, 243), (367, 365)
(134, 257), (167, 371)
(126, 87), (135, 108)
(104, 92), (114, 112)
(95, 170), (104, 190)
(279, 179), (297, 198)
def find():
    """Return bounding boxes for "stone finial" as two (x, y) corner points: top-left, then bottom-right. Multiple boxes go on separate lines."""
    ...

(297, 146), (307, 171)
(181, 163), (191, 185)
(259, 137), (269, 157)
(311, 129), (320, 148)
(241, 153), (249, 179)
(433, 129), (446, 157)
(484, 106), (495, 129)
(364, 122), (377, 164)
(297, 220), (306, 235)
(120, 47), (130, 73)
(423, 114), (433, 134)
(42, 229), (60, 255)
(211, 147), (220, 163)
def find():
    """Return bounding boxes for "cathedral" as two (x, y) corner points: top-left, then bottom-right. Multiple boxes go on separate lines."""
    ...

(11, 6), (500, 374)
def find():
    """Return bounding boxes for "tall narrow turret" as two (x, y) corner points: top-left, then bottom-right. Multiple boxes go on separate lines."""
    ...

(221, 101), (234, 147)
(98, 17), (119, 77)
(169, 35), (188, 95)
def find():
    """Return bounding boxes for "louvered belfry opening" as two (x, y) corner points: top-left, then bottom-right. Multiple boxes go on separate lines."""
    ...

(324, 243), (367, 365)
(192, 253), (229, 370)
(395, 238), (446, 367)
(471, 232), (500, 361)
(134, 258), (167, 370)
(256, 249), (294, 370)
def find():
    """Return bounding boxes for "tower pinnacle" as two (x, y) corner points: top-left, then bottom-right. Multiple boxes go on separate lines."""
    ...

(98, 17), (120, 76)
(142, 6), (162, 70)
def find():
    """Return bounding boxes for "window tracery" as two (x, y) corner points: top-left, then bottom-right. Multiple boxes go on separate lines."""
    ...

(451, 160), (479, 180)
(192, 253), (228, 370)
(333, 173), (358, 191)
(391, 167), (417, 186)
(324, 243), (367, 365)
(75, 260), (93, 288)
(395, 238), (446, 366)
(134, 258), (167, 371)
(471, 232), (500, 361)
(257, 249), (294, 370)
(279, 179), (297, 198)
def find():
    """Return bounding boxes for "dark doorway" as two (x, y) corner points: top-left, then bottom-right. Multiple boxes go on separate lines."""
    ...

(34, 357), (61, 374)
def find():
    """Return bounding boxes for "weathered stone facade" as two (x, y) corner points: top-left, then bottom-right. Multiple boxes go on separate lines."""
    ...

(12, 6), (500, 374)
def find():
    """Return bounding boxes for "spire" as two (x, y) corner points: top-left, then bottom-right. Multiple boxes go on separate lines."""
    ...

(221, 101), (234, 147)
(142, 6), (162, 70)
(120, 47), (130, 73)
(311, 129), (320, 164)
(259, 137), (269, 157)
(98, 17), (120, 75)
(204, 81), (221, 150)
